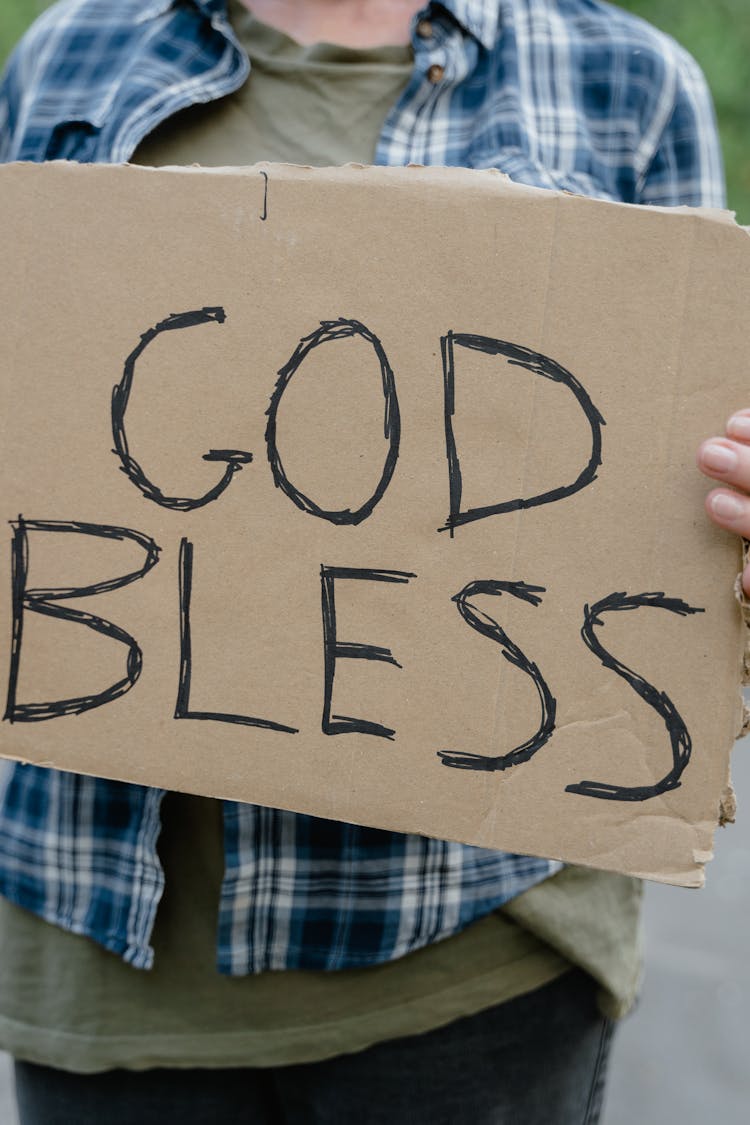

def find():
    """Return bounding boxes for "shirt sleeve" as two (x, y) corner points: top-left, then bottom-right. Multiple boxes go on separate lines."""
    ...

(636, 43), (726, 210)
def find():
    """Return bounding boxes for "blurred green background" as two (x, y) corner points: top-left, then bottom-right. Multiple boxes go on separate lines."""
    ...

(1, 0), (747, 218)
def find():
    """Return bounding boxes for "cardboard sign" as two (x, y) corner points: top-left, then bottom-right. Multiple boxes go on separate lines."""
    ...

(0, 161), (748, 887)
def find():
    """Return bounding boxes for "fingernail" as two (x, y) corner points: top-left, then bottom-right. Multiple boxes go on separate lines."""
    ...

(728, 415), (750, 440)
(710, 493), (743, 520)
(702, 443), (738, 473)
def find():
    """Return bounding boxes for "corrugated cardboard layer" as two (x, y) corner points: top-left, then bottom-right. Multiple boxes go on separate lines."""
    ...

(0, 161), (748, 886)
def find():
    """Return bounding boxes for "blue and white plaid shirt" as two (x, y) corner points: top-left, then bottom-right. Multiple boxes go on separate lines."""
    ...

(0, 0), (725, 974)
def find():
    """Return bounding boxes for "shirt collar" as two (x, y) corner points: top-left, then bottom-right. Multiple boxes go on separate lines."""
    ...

(140, 0), (501, 50)
(136, 0), (226, 23)
(430, 0), (501, 50)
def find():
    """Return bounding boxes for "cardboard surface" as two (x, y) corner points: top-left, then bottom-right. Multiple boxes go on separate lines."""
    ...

(0, 161), (748, 886)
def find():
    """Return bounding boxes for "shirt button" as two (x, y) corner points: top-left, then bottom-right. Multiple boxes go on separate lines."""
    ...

(416, 19), (433, 39)
(427, 63), (445, 83)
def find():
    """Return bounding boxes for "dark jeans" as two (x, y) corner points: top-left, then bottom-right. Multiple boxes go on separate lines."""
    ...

(14, 970), (615, 1125)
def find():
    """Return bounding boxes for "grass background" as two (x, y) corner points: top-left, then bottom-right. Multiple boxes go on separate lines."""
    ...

(1, 1), (748, 219)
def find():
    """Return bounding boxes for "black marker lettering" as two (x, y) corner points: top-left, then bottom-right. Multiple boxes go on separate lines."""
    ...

(440, 334), (605, 534)
(112, 308), (253, 510)
(259, 170), (268, 221)
(438, 580), (555, 771)
(266, 320), (400, 525)
(321, 565), (415, 739)
(4, 517), (159, 723)
(566, 591), (705, 801)
(175, 538), (297, 733)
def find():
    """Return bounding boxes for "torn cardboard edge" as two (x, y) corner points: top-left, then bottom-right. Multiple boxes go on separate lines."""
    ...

(721, 541), (750, 828)
(40, 156), (748, 229)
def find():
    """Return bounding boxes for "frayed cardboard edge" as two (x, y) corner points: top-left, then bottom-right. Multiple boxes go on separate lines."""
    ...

(721, 541), (750, 829)
(734, 538), (750, 690)
(719, 784), (737, 827)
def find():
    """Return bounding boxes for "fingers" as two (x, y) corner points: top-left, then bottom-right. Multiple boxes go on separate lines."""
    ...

(704, 488), (750, 537)
(704, 489), (750, 597)
(697, 434), (750, 496)
(698, 413), (750, 518)
(699, 412), (750, 594)
(726, 411), (750, 444)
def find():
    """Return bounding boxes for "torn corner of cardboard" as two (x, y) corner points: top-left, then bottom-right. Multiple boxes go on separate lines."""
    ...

(691, 852), (713, 883)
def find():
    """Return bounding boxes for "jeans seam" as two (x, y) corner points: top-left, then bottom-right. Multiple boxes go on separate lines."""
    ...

(582, 1017), (614, 1125)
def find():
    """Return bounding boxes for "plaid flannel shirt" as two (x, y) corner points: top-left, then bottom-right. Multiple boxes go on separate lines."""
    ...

(0, 0), (725, 973)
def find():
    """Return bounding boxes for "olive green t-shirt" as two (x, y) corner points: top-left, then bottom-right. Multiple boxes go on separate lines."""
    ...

(0, 790), (640, 1073)
(0, 4), (642, 1073)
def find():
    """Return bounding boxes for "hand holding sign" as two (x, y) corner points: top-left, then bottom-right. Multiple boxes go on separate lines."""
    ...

(700, 411), (750, 596)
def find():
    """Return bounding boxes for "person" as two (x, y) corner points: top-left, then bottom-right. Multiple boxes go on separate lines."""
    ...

(0, 1), (742, 1122)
